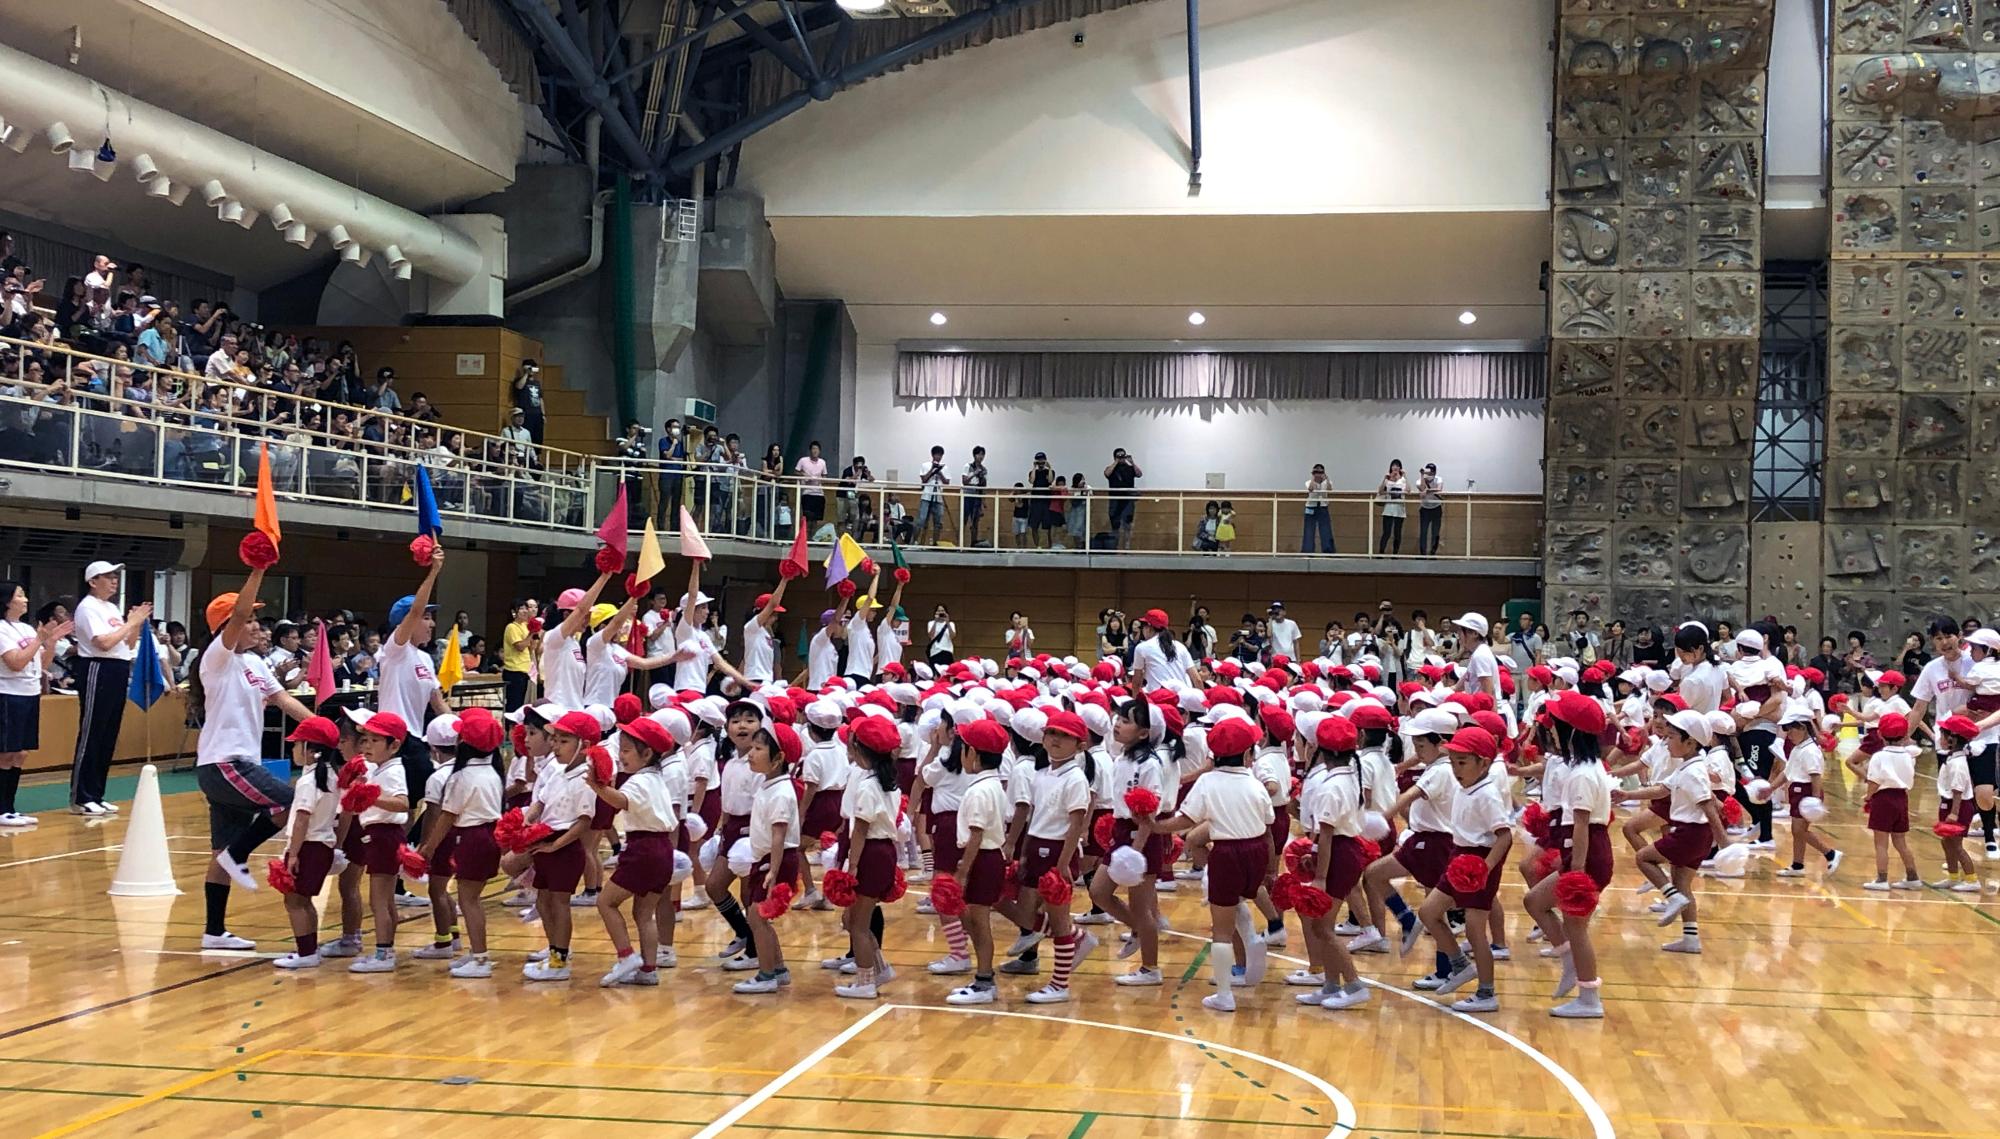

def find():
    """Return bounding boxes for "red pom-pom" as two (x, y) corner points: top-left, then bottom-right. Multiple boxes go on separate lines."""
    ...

(1829, 693), (1850, 712)
(493, 807), (526, 851)
(238, 531), (279, 570)
(1935, 821), (1969, 838)
(883, 867), (909, 903)
(595, 545), (624, 575)
(1037, 869), (1074, 907)
(1619, 728), (1646, 757)
(397, 844), (429, 879)
(821, 867), (860, 908)
(857, 557), (877, 576)
(1123, 786), (1161, 817)
(778, 558), (807, 581)
(520, 821), (555, 849)
(588, 745), (614, 785)
(929, 872), (967, 916)
(509, 724), (529, 755)
(1283, 835), (1316, 875)
(335, 756), (368, 790)
(1356, 837), (1382, 864)
(1269, 871), (1301, 911)
(1520, 802), (1552, 845)
(1168, 835), (1184, 864)
(1520, 742), (1543, 764)
(340, 782), (382, 814)
(1720, 797), (1746, 826)
(1817, 730), (1837, 752)
(898, 794), (909, 824)
(1000, 860), (1022, 902)
(409, 534), (437, 567)
(625, 573), (647, 599)
(527, 617), (544, 634)
(835, 579), (858, 600)
(757, 882), (795, 920)
(892, 566), (911, 585)
(818, 830), (841, 850)
(1554, 870), (1601, 918)
(265, 858), (296, 893)
(1092, 813), (1117, 851)
(1293, 884), (1335, 919)
(1445, 853), (1490, 895)
(1289, 776), (1303, 801)
(1530, 846), (1562, 880)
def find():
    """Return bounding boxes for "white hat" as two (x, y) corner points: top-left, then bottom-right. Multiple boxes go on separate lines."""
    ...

(1967, 628), (2000, 651)
(1203, 704), (1252, 725)
(987, 702), (1015, 728)
(1405, 707), (1460, 737)
(947, 700), (985, 726)
(1077, 702), (1112, 740)
(1452, 612), (1489, 637)
(681, 591), (714, 610)
(648, 683), (674, 710)
(913, 662), (935, 680)
(1667, 709), (1714, 747)
(1734, 628), (1766, 652)
(1643, 670), (1673, 694)
(1176, 687), (1207, 713)
(1705, 709), (1737, 737)
(1012, 707), (1048, 744)
(1778, 702), (1816, 727)
(686, 696), (728, 727)
(583, 703), (616, 733)
(341, 706), (374, 730)
(804, 699), (844, 730)
(650, 707), (693, 744)
(885, 683), (921, 706)
(1294, 710), (1331, 744)
(1288, 689), (1325, 714)
(423, 715), (462, 749)
(1555, 665), (1580, 686)
(83, 560), (123, 581)
(506, 701), (569, 726)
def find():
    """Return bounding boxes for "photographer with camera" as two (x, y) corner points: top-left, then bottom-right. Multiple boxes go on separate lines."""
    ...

(914, 444), (950, 545)
(617, 421), (651, 507)
(511, 359), (544, 444)
(1102, 446), (1143, 550)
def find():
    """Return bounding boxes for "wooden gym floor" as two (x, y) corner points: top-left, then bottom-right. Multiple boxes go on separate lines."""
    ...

(0, 765), (1992, 1139)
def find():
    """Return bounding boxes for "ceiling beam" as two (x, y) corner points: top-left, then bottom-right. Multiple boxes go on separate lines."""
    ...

(506, 0), (658, 177)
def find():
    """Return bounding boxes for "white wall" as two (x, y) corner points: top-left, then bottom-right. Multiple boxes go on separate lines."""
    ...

(1765, 0), (1827, 211)
(742, 0), (1552, 218)
(850, 346), (1542, 493)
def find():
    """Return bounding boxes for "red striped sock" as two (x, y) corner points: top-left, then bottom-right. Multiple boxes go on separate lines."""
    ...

(1052, 931), (1079, 991)
(944, 916), (969, 958)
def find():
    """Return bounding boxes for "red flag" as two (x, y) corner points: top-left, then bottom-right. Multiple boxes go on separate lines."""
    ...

(305, 618), (335, 708)
(253, 443), (282, 547)
(779, 520), (809, 580)
(595, 483), (630, 560)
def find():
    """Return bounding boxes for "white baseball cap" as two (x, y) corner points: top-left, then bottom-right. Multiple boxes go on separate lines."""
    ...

(83, 560), (123, 581)
(1452, 612), (1489, 637)
(1967, 628), (2000, 652)
(423, 715), (462, 749)
(1405, 707), (1460, 736)
(1734, 628), (1766, 651)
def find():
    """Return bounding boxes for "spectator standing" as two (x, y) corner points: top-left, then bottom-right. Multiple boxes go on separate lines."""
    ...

(1005, 611), (1034, 659)
(839, 454), (874, 538)
(1026, 452), (1055, 549)
(0, 580), (71, 827)
(1344, 612), (1380, 661)
(1319, 619), (1346, 664)
(925, 605), (957, 666)
(1629, 624), (1668, 668)
(1265, 601), (1301, 660)
(1808, 637), (1842, 693)
(1103, 447), (1142, 549)
(1778, 626), (1805, 667)
(710, 433), (747, 534)
(1404, 610), (1441, 666)
(960, 446), (989, 547)
(1561, 609), (1600, 663)
(795, 440), (828, 532)
(1230, 615), (1267, 665)
(657, 418), (689, 528)
(1302, 463), (1335, 553)
(915, 445), (949, 545)
(370, 366), (401, 413)
(1376, 459), (1409, 555)
(1099, 612), (1129, 663)
(1599, 619), (1629, 667)
(71, 560), (151, 815)
(511, 360), (545, 444)
(1049, 476), (1070, 548)
(1066, 471), (1091, 549)
(1839, 631), (1876, 693)
(83, 254), (117, 323)
(501, 599), (536, 711)
(1378, 616), (1405, 684)
(760, 444), (785, 536)
(1416, 462), (1445, 555)
(501, 408), (534, 467)
(1185, 604), (1218, 660)
(1506, 611), (1541, 675)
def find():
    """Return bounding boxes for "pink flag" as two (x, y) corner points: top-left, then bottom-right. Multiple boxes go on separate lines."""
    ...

(678, 506), (711, 561)
(595, 484), (630, 560)
(306, 618), (336, 708)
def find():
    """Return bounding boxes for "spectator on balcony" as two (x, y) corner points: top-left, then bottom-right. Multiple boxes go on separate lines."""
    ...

(1065, 471), (1091, 549)
(320, 347), (363, 407)
(501, 407), (534, 467)
(407, 392), (441, 423)
(53, 276), (87, 339)
(1048, 475), (1070, 549)
(136, 315), (175, 371)
(1103, 447), (1143, 549)
(1300, 463), (1335, 553)
(3, 265), (43, 324)
(760, 443), (785, 536)
(711, 432), (748, 534)
(914, 445), (949, 545)
(657, 417), (689, 527)
(616, 421), (649, 506)
(511, 359), (544, 444)
(1416, 462), (1445, 555)
(1025, 451), (1056, 549)
(1192, 500), (1221, 552)
(181, 300), (228, 362)
(960, 446), (989, 546)
(1376, 459), (1409, 555)
(82, 255), (117, 323)
(839, 453), (874, 538)
(368, 366), (401, 413)
(794, 439), (828, 532)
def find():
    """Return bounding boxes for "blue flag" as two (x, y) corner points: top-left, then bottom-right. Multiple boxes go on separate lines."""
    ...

(128, 620), (169, 710)
(414, 465), (444, 537)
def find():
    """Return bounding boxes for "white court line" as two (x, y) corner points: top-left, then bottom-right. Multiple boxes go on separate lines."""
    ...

(689, 1003), (893, 1139)
(125, 948), (282, 960)
(1157, 927), (1615, 1139)
(0, 845), (123, 870)
(902, 1003), (1357, 1139)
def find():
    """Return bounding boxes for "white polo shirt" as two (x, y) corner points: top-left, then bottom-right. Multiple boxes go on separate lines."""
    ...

(840, 772), (899, 840)
(1026, 761), (1091, 841)
(75, 595), (134, 661)
(1176, 767), (1275, 842)
(956, 772), (1009, 850)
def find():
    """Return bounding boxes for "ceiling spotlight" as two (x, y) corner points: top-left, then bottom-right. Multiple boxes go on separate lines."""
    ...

(143, 175), (173, 199)
(45, 122), (73, 153)
(836, 0), (890, 11)
(198, 178), (227, 206)
(1186, 311), (1206, 326)
(234, 207), (260, 230)
(1, 124), (25, 154)
(165, 181), (190, 206)
(928, 311), (947, 326)
(65, 148), (96, 174)
(393, 261), (413, 281)
(383, 243), (407, 268)
(132, 152), (158, 182)
(217, 199), (245, 223)
(340, 243), (370, 265)
(284, 222), (317, 249)
(327, 223), (354, 250)
(269, 202), (295, 229)
(1458, 310), (1478, 325)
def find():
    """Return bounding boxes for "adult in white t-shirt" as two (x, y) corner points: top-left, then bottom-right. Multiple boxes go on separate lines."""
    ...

(808, 611), (842, 690)
(70, 560), (151, 815)
(1265, 603), (1302, 660)
(1910, 618), (1972, 738)
(664, 562), (753, 695)
(196, 567), (314, 949)
(0, 580), (69, 827)
(1453, 612), (1500, 703)
(541, 570), (616, 709)
(925, 606), (957, 666)
(795, 442), (829, 529)
(740, 581), (791, 686)
(381, 546), (454, 816)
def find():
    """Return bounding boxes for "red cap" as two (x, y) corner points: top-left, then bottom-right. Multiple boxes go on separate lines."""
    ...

(1470, 710), (1507, 740)
(1261, 708), (1296, 743)
(1140, 608), (1171, 629)
(1875, 670), (1906, 689)
(1878, 712), (1910, 740)
(754, 592), (786, 613)
(623, 717), (675, 755)
(1802, 667), (1825, 685)
(361, 711), (409, 743)
(456, 708), (504, 753)
(1315, 715), (1358, 752)
(1158, 704), (1186, 739)
(1527, 665), (1555, 685)
(957, 718), (1009, 755)
(1349, 703), (1396, 731)
(1042, 710), (1089, 742)
(848, 715), (901, 756)
(551, 710), (603, 744)
(1444, 726), (1498, 761)
(1940, 714), (1981, 740)
(1205, 686), (1245, 707)
(1549, 690), (1607, 736)
(1205, 717), (1259, 759)
(772, 722), (804, 765)
(765, 693), (796, 725)
(286, 716), (341, 747)
(612, 693), (644, 726)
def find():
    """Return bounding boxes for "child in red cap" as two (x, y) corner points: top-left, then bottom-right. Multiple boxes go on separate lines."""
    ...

(1862, 712), (1922, 891)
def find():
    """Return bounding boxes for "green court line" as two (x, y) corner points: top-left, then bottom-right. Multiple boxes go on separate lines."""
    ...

(1177, 943), (1209, 983)
(1064, 1112), (1098, 1138)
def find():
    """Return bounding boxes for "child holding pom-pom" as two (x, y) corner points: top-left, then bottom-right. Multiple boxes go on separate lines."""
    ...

(1932, 716), (1981, 892)
(1417, 727), (1511, 1014)
(733, 722), (803, 994)
(421, 709), (507, 978)
(916, 719), (974, 973)
(1086, 699), (1175, 986)
(995, 711), (1096, 1005)
(794, 702), (849, 911)
(327, 711), (412, 973)
(271, 718), (347, 969)
(589, 716), (682, 987)
(833, 715), (903, 999)
(512, 711), (602, 982)
(1616, 710), (1728, 956)
(941, 719), (1012, 1005)
(1298, 715), (1369, 1011)
(1862, 713), (1923, 891)
(1520, 700), (1614, 1019)
(1154, 716), (1274, 1013)
(1774, 708), (1842, 881)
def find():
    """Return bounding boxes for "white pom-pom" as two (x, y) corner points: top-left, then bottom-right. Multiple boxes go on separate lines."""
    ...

(896, 815), (914, 846)
(726, 837), (754, 878)
(1834, 735), (1860, 762)
(1106, 845), (1147, 887)
(685, 813), (709, 843)
(1745, 778), (1772, 804)
(697, 834), (720, 873)
(671, 849), (693, 885)
(1709, 843), (1751, 877)
(1361, 811), (1390, 842)
(819, 846), (839, 870)
(1799, 796), (1828, 822)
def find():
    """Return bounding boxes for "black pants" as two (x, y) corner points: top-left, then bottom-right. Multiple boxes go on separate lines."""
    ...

(503, 669), (530, 712)
(1737, 729), (1778, 843)
(1377, 514), (1404, 555)
(71, 658), (131, 806)
(1419, 506), (1443, 555)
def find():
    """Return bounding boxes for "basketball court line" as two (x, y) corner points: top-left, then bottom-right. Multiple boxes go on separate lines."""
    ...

(27, 1048), (285, 1139)
(688, 1004), (894, 1139)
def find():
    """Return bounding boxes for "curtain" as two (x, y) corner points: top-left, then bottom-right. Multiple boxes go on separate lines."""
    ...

(896, 351), (1547, 401)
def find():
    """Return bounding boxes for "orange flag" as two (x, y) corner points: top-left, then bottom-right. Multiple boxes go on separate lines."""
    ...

(254, 444), (282, 546)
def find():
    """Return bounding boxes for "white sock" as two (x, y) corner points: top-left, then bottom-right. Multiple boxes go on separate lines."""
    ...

(1208, 940), (1236, 1003)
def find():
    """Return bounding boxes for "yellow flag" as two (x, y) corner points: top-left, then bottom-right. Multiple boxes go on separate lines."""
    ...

(438, 624), (464, 693)
(635, 518), (667, 583)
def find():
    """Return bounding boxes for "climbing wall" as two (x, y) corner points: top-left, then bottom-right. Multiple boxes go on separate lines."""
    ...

(1544, 1), (1774, 629)
(1825, 2), (2000, 640)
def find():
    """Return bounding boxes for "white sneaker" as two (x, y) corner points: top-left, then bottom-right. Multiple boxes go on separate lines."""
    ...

(0, 812), (37, 827)
(1986, 841), (1999, 859)
(628, 969), (660, 986)
(201, 932), (256, 950)
(95, 800), (119, 814)
(1863, 879), (1892, 891)
(1660, 937), (1702, 955)
(1647, 900), (1668, 913)
(914, 897), (936, 915)
(1655, 893), (1691, 925)
(1750, 839), (1776, 851)
(793, 889), (826, 911)
(1114, 967), (1162, 986)
(928, 955), (972, 975)
(1891, 879), (1922, 891)
(732, 973), (782, 994)
(1005, 930), (1045, 956)
(1200, 993), (1235, 1013)
(567, 891), (599, 908)
(1450, 993), (1499, 1013)
(272, 952), (320, 970)
(1826, 850), (1845, 875)
(1263, 927), (1289, 948)
(1285, 969), (1326, 986)
(450, 957), (494, 978)
(1073, 910), (1115, 925)
(349, 951), (397, 973)
(1156, 879), (1178, 892)
(412, 941), (460, 960)
(946, 982), (998, 1004)
(319, 937), (360, 958)
(600, 952), (645, 987)
(820, 954), (853, 971)
(1953, 879), (1983, 893)
(680, 892), (710, 909)
(1073, 931), (1101, 968)
(833, 980), (880, 999)
(1436, 958), (1479, 995)
(721, 953), (760, 971)
(1526, 926), (1545, 942)
(1776, 867), (1806, 878)
(1347, 929), (1388, 954)
(905, 868), (932, 883)
(1024, 984), (1072, 1004)
(1334, 921), (1362, 936)
(523, 960), (572, 981)
(655, 947), (679, 968)
(1929, 877), (1958, 890)
(213, 851), (258, 891)
(1321, 986), (1371, 1010)
(1490, 946), (1512, 961)
(501, 889), (533, 907)
(395, 892), (431, 909)
(525, 948), (550, 963)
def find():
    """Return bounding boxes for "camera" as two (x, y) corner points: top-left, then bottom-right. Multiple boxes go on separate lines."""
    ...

(635, 425), (652, 438)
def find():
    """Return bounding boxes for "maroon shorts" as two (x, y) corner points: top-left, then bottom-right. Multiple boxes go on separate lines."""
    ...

(1397, 829), (1452, 890)
(1788, 781), (1817, 820)
(1562, 822), (1615, 889)
(745, 850), (801, 905)
(428, 829), (458, 875)
(591, 796), (618, 830)
(451, 823), (501, 881)
(802, 791), (844, 841)
(1867, 788), (1909, 833)
(1267, 802), (1292, 852)
(854, 837), (898, 899)
(1320, 833), (1369, 901)
(1205, 837), (1271, 907)
(1647, 795), (1671, 820)
(1021, 837), (1074, 885)
(928, 810), (961, 876)
(1444, 844), (1501, 910)
(698, 789), (722, 835)
(611, 830), (675, 895)
(503, 791), (532, 812)
(532, 841), (588, 893)
(359, 822), (405, 876)
(895, 757), (918, 796)
(1940, 796), (1976, 827)
(962, 847), (1006, 906)
(1113, 818), (1174, 877)
(1654, 820), (1712, 870)
(290, 841), (335, 897)
(1083, 808), (1114, 858)
(719, 812), (750, 861)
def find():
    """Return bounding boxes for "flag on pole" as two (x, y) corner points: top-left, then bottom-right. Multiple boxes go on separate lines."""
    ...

(438, 624), (465, 694)
(634, 518), (667, 583)
(127, 621), (169, 710)
(780, 521), (810, 579)
(305, 618), (335, 707)
(678, 506), (711, 561)
(596, 484), (630, 561)
(891, 540), (909, 574)
(414, 465), (444, 538)
(823, 533), (866, 587)
(253, 444), (282, 547)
